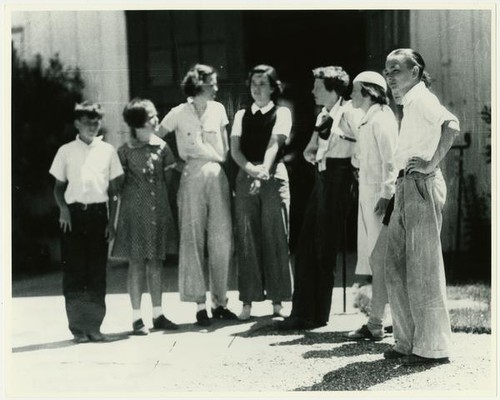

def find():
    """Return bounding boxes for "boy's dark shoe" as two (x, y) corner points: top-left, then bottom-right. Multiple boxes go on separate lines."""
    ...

(196, 310), (212, 327)
(402, 354), (450, 366)
(132, 319), (150, 335)
(383, 348), (406, 359)
(73, 334), (90, 344)
(345, 324), (383, 341)
(88, 331), (109, 342)
(212, 306), (237, 320)
(153, 315), (179, 331)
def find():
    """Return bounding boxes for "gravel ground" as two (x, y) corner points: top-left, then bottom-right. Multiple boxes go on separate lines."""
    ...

(8, 289), (494, 398)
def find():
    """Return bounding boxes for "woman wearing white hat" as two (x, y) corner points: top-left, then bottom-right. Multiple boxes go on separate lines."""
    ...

(346, 71), (398, 341)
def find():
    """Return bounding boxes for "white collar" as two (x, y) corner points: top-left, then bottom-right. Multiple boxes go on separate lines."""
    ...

(251, 101), (275, 115)
(402, 81), (427, 107)
(323, 97), (344, 119)
(76, 134), (103, 147)
(359, 103), (383, 126)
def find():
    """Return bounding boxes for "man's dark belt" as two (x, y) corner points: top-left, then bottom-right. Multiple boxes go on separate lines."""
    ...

(68, 202), (106, 211)
(325, 157), (352, 168)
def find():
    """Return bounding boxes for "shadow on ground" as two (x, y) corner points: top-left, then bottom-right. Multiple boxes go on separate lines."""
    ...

(296, 358), (440, 391)
(12, 331), (131, 353)
(164, 317), (246, 334)
(303, 341), (391, 358)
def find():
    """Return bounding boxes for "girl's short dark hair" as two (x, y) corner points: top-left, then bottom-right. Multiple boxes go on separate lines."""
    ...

(181, 64), (216, 97)
(248, 64), (283, 102)
(122, 98), (157, 138)
(312, 66), (350, 98)
(387, 48), (432, 88)
(359, 82), (389, 105)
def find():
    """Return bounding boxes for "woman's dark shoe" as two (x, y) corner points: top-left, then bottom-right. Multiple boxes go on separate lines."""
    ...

(132, 319), (150, 335)
(153, 315), (179, 330)
(212, 306), (237, 320)
(196, 309), (211, 326)
(276, 317), (323, 331)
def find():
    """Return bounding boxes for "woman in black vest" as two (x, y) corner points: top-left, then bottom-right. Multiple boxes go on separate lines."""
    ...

(230, 65), (293, 320)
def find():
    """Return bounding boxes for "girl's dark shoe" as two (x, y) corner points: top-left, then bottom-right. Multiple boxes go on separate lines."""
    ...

(132, 319), (150, 335)
(196, 309), (211, 326)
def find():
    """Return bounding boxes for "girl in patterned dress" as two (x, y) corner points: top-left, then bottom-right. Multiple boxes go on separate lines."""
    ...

(113, 98), (179, 335)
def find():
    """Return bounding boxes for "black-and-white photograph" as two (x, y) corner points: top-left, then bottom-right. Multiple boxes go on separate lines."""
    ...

(3, 3), (495, 398)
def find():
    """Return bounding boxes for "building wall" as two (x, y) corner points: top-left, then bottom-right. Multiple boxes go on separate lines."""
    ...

(10, 9), (491, 259)
(11, 10), (130, 148)
(410, 9), (492, 252)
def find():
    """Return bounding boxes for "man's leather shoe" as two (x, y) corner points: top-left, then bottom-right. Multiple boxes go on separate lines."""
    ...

(402, 354), (450, 366)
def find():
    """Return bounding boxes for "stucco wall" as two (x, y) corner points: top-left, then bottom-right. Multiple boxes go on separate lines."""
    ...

(410, 9), (492, 252)
(11, 10), (130, 148)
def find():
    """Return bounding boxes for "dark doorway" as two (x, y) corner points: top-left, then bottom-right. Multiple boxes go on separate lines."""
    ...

(124, 9), (409, 252)
(241, 10), (368, 250)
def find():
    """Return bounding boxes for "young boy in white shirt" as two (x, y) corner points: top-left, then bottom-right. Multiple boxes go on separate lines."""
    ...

(49, 102), (123, 343)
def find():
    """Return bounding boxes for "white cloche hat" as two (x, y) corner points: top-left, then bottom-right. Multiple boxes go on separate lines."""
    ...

(353, 71), (387, 92)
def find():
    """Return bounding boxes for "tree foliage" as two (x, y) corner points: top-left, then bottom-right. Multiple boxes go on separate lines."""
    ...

(12, 48), (84, 274)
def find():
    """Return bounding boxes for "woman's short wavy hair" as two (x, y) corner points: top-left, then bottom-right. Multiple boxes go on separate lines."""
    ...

(181, 64), (216, 97)
(312, 66), (350, 98)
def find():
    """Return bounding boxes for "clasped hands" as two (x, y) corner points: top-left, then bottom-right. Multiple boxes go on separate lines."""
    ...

(245, 164), (269, 196)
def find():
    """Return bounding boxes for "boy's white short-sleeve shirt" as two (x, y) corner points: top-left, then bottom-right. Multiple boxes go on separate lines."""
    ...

(49, 135), (123, 204)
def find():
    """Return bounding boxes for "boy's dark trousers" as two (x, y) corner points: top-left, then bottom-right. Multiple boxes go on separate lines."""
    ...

(290, 158), (354, 326)
(61, 203), (108, 335)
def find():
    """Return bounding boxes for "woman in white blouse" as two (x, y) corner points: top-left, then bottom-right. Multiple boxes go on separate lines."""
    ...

(346, 71), (398, 341)
(230, 65), (293, 320)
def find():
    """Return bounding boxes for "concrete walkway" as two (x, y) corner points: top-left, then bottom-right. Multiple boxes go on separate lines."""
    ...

(6, 262), (495, 398)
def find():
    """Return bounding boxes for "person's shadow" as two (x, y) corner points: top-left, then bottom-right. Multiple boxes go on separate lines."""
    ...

(296, 357), (441, 391)
(12, 331), (131, 353)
